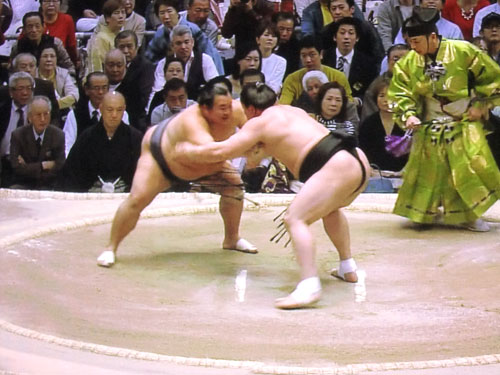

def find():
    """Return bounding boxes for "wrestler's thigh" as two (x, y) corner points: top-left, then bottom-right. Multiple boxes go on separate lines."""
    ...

(129, 136), (171, 205)
(287, 151), (365, 225)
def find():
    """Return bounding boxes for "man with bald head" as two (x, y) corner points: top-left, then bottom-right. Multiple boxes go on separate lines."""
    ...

(105, 48), (150, 132)
(62, 91), (142, 192)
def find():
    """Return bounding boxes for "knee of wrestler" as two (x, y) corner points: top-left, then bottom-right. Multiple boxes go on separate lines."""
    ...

(283, 209), (302, 231)
(221, 184), (245, 201)
(126, 191), (150, 213)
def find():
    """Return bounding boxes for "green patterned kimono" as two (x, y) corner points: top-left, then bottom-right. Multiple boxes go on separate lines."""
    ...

(388, 39), (500, 224)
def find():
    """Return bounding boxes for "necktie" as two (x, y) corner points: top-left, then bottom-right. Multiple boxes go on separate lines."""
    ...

(337, 56), (347, 73)
(16, 108), (24, 128)
(91, 110), (99, 124)
(36, 137), (42, 155)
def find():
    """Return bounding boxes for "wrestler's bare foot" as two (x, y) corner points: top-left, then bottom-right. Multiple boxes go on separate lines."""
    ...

(330, 258), (358, 283)
(97, 250), (115, 267)
(275, 291), (321, 309)
(275, 277), (322, 310)
(330, 269), (358, 283)
(223, 238), (258, 254)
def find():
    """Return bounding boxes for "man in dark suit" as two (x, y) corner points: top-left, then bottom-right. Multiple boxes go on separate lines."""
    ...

(115, 30), (155, 132)
(10, 95), (65, 190)
(0, 72), (34, 187)
(323, 17), (379, 109)
(10, 53), (61, 126)
(62, 91), (142, 193)
(321, 0), (385, 68)
(63, 72), (110, 156)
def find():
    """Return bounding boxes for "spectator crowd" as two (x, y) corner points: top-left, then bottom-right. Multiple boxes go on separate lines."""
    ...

(0, 0), (499, 194)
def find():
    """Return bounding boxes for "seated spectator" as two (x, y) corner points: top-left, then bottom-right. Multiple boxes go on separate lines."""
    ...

(480, 12), (500, 63)
(36, 46), (79, 113)
(86, 0), (126, 74)
(443, 0), (489, 41)
(376, 0), (418, 52)
(104, 49), (145, 132)
(323, 0), (385, 66)
(9, 53), (61, 126)
(323, 17), (379, 109)
(104, 49), (127, 91)
(41, 0), (79, 68)
(358, 78), (408, 172)
(0, 72), (34, 187)
(63, 72), (130, 156)
(96, 0), (147, 47)
(148, 57), (185, 121)
(145, 0), (223, 74)
(256, 21), (287, 94)
(240, 68), (266, 89)
(273, 12), (301, 77)
(361, 44), (410, 122)
(172, 25), (218, 100)
(321, 0), (385, 65)
(10, 12), (75, 77)
(301, 0), (364, 39)
(473, 1), (500, 38)
(221, 0), (274, 48)
(314, 81), (357, 137)
(114, 31), (155, 132)
(227, 42), (262, 98)
(279, 35), (352, 105)
(180, 0), (219, 46)
(62, 91), (142, 192)
(9, 95), (65, 190)
(293, 69), (329, 113)
(0, 1), (38, 59)
(394, 0), (464, 43)
(151, 78), (196, 125)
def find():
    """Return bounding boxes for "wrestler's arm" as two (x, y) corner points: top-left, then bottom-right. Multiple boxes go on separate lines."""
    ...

(177, 117), (264, 163)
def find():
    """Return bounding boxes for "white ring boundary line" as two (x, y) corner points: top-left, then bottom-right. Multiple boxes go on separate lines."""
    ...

(1, 192), (499, 374)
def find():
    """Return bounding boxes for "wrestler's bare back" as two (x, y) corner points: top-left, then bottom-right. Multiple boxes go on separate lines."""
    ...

(144, 99), (246, 181)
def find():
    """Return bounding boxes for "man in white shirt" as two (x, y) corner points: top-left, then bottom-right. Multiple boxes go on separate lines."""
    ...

(152, 25), (218, 100)
(150, 78), (196, 125)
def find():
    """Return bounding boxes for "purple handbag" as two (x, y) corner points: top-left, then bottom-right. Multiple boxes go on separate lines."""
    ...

(385, 130), (413, 157)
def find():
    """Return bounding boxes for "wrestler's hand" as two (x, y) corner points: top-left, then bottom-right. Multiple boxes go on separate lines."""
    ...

(243, 142), (266, 169)
(406, 115), (421, 130)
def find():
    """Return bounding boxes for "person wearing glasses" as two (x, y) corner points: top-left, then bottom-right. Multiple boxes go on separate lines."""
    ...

(0, 72), (34, 187)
